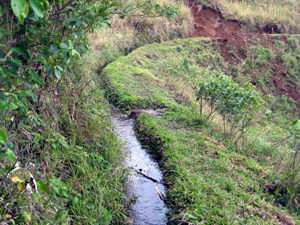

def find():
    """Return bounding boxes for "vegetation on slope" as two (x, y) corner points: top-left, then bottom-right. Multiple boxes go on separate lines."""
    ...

(196, 0), (300, 34)
(0, 0), (193, 223)
(88, 0), (193, 69)
(216, 34), (300, 123)
(103, 37), (300, 224)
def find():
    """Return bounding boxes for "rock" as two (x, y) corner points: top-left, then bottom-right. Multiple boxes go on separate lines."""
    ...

(128, 109), (158, 119)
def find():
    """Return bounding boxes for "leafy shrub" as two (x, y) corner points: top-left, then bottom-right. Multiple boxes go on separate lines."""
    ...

(187, 73), (273, 145)
(0, 0), (179, 223)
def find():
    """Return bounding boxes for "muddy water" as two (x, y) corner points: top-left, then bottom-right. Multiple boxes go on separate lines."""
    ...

(111, 108), (168, 225)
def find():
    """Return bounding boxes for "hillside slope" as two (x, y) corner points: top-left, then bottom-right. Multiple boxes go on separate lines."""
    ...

(103, 37), (298, 224)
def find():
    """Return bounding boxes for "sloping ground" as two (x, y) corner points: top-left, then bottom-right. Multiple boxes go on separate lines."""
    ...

(102, 38), (297, 224)
(191, 0), (300, 34)
(187, 1), (300, 119)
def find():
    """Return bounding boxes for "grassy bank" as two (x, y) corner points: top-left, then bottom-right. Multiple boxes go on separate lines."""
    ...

(195, 0), (300, 34)
(0, 64), (128, 224)
(0, 0), (194, 223)
(102, 37), (299, 224)
(88, 0), (193, 69)
(0, 60), (128, 224)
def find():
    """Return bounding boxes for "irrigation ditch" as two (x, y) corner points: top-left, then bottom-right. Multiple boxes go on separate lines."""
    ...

(101, 1), (300, 223)
(111, 108), (169, 224)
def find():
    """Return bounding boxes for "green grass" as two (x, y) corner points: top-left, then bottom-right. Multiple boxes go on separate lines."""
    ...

(0, 68), (128, 224)
(102, 37), (299, 223)
(135, 114), (292, 224)
(233, 34), (300, 125)
(0, 0), (195, 223)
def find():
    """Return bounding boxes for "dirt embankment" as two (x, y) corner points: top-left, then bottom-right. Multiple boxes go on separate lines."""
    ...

(187, 1), (300, 112)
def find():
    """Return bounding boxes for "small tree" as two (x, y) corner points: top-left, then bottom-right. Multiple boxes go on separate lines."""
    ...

(188, 73), (273, 144)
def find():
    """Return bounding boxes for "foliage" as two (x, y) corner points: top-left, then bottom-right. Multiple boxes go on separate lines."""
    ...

(187, 73), (273, 144)
(268, 119), (300, 211)
(88, 0), (193, 70)
(103, 37), (299, 222)
(0, 0), (180, 223)
(135, 113), (295, 224)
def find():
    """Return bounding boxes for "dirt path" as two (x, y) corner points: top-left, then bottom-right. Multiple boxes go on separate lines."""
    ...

(187, 1), (300, 112)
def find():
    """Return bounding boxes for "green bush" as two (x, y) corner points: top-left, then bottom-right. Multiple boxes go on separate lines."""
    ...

(187, 73), (273, 145)
(0, 0), (179, 223)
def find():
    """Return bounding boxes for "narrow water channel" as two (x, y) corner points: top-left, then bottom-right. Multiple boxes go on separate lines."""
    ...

(111, 108), (168, 225)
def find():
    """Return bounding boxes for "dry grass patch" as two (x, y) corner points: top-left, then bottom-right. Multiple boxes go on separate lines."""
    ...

(88, 0), (194, 69)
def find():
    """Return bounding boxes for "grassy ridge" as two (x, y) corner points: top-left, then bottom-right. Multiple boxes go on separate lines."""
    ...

(0, 0), (194, 223)
(135, 115), (292, 224)
(102, 37), (298, 224)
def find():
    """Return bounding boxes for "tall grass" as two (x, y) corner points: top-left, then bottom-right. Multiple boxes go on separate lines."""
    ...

(0, 58), (128, 223)
(0, 0), (195, 223)
(88, 0), (194, 69)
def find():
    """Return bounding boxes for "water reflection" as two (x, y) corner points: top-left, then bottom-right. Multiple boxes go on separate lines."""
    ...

(111, 109), (168, 225)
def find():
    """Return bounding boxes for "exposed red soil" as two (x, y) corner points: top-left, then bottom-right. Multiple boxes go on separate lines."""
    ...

(187, 1), (300, 112)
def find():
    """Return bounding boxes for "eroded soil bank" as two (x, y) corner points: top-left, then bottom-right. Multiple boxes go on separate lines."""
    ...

(102, 2), (300, 224)
(187, 1), (300, 113)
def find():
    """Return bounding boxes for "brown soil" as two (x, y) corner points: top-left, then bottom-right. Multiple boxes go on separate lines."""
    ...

(187, 1), (300, 112)
(129, 109), (159, 119)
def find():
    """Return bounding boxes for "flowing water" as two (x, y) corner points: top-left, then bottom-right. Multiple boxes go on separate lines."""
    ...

(111, 108), (168, 225)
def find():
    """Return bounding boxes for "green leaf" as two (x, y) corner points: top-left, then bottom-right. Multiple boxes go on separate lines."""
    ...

(54, 68), (61, 79)
(46, 65), (52, 75)
(4, 115), (12, 120)
(28, 27), (36, 34)
(5, 66), (17, 76)
(50, 45), (59, 54)
(54, 209), (63, 221)
(31, 94), (37, 102)
(11, 0), (29, 24)
(59, 140), (68, 148)
(56, 65), (63, 71)
(0, 150), (7, 159)
(23, 211), (31, 221)
(7, 149), (15, 163)
(30, 71), (44, 85)
(18, 123), (26, 129)
(116, 10), (129, 16)
(64, 51), (70, 61)
(42, 49), (49, 59)
(37, 181), (49, 194)
(9, 102), (18, 110)
(32, 192), (41, 201)
(1, 166), (15, 174)
(0, 6), (2, 16)
(59, 43), (68, 49)
(292, 120), (298, 126)
(109, 2), (121, 7)
(29, 0), (45, 17)
(71, 49), (81, 59)
(0, 101), (8, 110)
(42, 0), (49, 9)
(0, 127), (7, 144)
